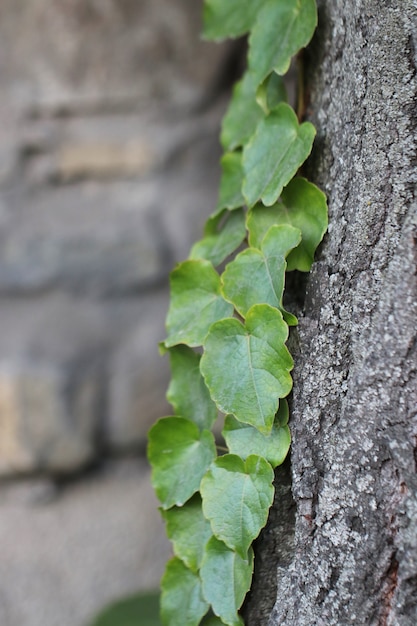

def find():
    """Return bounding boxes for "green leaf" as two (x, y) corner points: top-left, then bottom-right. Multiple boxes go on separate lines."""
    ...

(221, 72), (287, 152)
(221, 224), (301, 324)
(190, 209), (246, 267)
(161, 558), (209, 626)
(222, 400), (291, 468)
(161, 494), (213, 573)
(201, 454), (274, 557)
(280, 177), (328, 270)
(248, 0), (318, 82)
(202, 617), (228, 626)
(256, 72), (287, 114)
(200, 304), (293, 434)
(148, 417), (216, 509)
(216, 152), (245, 214)
(203, 0), (269, 40)
(247, 205), (282, 250)
(166, 346), (217, 431)
(200, 537), (252, 626)
(165, 260), (233, 348)
(276, 396), (290, 426)
(242, 103), (315, 207)
(247, 177), (328, 271)
(89, 591), (161, 626)
(221, 74), (264, 152)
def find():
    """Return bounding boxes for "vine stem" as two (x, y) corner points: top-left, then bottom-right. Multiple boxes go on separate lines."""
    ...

(296, 50), (305, 122)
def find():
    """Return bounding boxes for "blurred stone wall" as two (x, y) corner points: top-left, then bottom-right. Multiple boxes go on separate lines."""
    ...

(0, 2), (235, 625)
(0, 0), (234, 474)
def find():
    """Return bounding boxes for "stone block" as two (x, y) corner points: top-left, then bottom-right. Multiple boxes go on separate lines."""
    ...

(0, 294), (176, 473)
(0, 0), (233, 115)
(0, 361), (100, 475)
(158, 127), (224, 263)
(0, 182), (164, 295)
(22, 104), (222, 184)
(0, 459), (171, 626)
(0, 104), (223, 295)
(107, 290), (171, 449)
(56, 140), (158, 182)
(0, 295), (121, 475)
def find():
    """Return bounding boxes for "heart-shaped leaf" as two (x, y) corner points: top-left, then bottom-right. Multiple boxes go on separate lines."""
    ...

(203, 0), (269, 40)
(165, 260), (233, 348)
(162, 495), (213, 573)
(201, 454), (274, 557)
(166, 346), (217, 431)
(161, 558), (209, 626)
(247, 177), (328, 271)
(222, 400), (290, 468)
(221, 224), (301, 324)
(216, 152), (245, 214)
(248, 0), (317, 82)
(200, 537), (252, 626)
(221, 72), (287, 152)
(221, 74), (264, 152)
(190, 209), (246, 267)
(256, 71), (287, 114)
(148, 417), (216, 509)
(242, 103), (315, 207)
(200, 304), (293, 434)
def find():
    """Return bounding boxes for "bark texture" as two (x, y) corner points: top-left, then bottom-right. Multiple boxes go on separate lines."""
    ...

(246, 2), (417, 625)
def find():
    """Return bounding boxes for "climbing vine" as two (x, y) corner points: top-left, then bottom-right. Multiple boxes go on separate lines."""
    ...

(148, 1), (327, 625)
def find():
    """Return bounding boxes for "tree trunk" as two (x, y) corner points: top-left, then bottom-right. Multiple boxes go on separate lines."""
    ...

(244, 2), (417, 624)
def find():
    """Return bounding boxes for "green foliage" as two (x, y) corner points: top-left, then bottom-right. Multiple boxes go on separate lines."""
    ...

(190, 209), (246, 267)
(166, 346), (217, 430)
(203, 0), (268, 40)
(221, 224), (301, 323)
(200, 455), (274, 558)
(200, 305), (293, 433)
(248, 0), (318, 80)
(148, 0), (327, 624)
(216, 152), (245, 213)
(242, 103), (315, 207)
(222, 400), (291, 468)
(148, 417), (216, 509)
(165, 260), (233, 348)
(247, 177), (328, 271)
(161, 495), (213, 573)
(89, 591), (161, 626)
(221, 74), (266, 151)
(161, 558), (209, 626)
(200, 538), (253, 626)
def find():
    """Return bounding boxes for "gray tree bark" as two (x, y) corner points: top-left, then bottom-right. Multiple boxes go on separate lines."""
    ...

(244, 2), (417, 625)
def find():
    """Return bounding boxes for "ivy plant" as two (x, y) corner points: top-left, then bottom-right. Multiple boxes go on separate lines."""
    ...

(148, 1), (327, 625)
